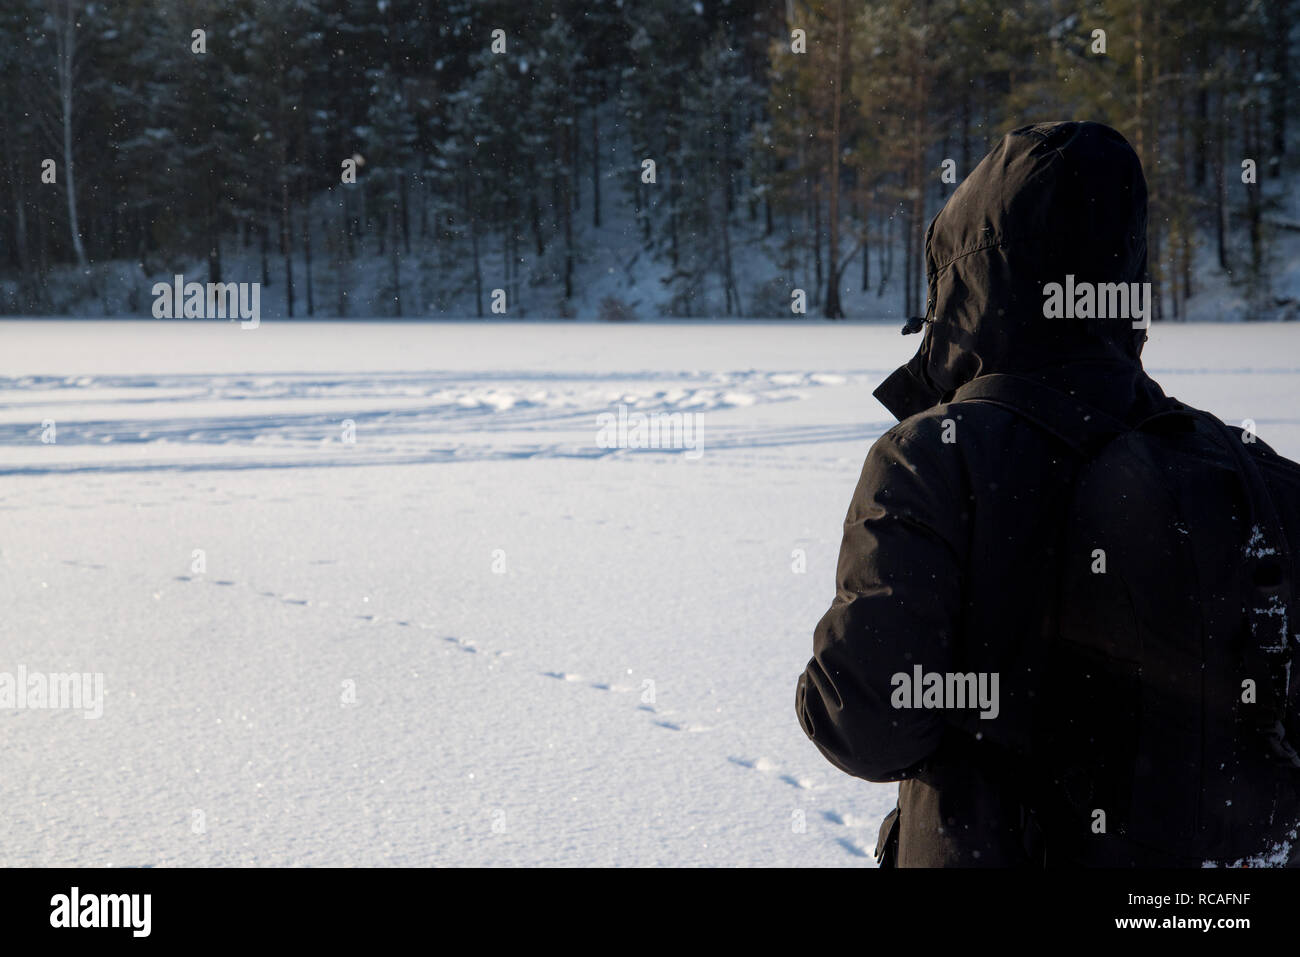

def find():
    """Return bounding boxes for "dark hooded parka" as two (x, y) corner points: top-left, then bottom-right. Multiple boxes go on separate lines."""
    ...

(795, 121), (1173, 866)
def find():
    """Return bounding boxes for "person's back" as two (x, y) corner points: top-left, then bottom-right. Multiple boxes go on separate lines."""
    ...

(795, 121), (1300, 867)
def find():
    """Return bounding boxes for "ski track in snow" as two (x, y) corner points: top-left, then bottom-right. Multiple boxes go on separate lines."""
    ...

(0, 368), (878, 475)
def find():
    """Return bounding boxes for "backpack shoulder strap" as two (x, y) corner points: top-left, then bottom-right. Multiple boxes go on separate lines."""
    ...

(950, 373), (1131, 457)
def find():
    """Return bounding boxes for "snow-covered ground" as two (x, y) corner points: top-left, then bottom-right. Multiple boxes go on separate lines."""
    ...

(0, 319), (1297, 866)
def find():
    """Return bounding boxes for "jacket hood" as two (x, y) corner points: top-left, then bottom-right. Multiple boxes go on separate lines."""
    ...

(874, 121), (1151, 421)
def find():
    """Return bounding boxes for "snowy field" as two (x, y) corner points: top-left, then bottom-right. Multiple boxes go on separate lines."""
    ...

(1, 319), (1298, 867)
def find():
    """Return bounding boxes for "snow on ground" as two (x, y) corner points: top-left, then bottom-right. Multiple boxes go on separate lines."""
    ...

(0, 319), (1297, 866)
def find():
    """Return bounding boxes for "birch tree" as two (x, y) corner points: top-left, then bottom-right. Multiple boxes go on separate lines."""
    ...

(46, 0), (87, 267)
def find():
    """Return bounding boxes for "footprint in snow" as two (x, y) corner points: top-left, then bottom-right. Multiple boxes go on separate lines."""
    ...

(835, 838), (870, 859)
(728, 756), (777, 772)
(587, 681), (637, 694)
(654, 720), (710, 733)
(821, 809), (874, 828)
(729, 756), (814, 789)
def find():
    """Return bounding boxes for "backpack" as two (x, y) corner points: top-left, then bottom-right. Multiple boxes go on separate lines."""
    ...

(953, 372), (1300, 867)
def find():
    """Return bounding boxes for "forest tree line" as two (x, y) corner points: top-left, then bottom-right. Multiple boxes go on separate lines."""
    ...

(0, 0), (1294, 319)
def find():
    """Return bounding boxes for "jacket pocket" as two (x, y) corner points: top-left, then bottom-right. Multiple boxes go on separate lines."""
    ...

(875, 806), (901, 868)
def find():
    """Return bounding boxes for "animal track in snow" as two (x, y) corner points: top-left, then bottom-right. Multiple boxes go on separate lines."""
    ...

(169, 572), (517, 666)
(834, 837), (871, 859)
(728, 755), (817, 791)
(538, 669), (713, 733)
(724, 759), (877, 861)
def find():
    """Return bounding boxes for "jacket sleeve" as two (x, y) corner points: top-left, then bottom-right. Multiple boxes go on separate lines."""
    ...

(795, 419), (970, 782)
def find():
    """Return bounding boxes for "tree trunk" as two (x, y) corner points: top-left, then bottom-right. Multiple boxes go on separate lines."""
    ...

(282, 182), (294, 318)
(812, 174), (823, 306)
(570, 100), (581, 214)
(1194, 86), (1208, 188)
(720, 191), (739, 316)
(911, 0), (931, 317)
(1215, 106), (1229, 274)
(861, 187), (872, 293)
(591, 104), (601, 229)
(563, 173), (574, 303)
(467, 180), (483, 318)
(879, 208), (893, 298)
(1245, 89), (1263, 290)
(303, 203), (313, 317)
(206, 186), (221, 284)
(260, 220), (271, 286)
(1269, 0), (1289, 173)
(390, 208), (401, 318)
(400, 170), (410, 254)
(54, 0), (87, 267)
(531, 192), (544, 256)
(4, 114), (31, 279)
(823, 0), (847, 319)
(960, 91), (971, 177)
(903, 199), (914, 317)
(337, 195), (348, 318)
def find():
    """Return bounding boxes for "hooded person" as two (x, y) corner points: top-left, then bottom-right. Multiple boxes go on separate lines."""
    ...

(794, 121), (1178, 866)
(876, 119), (1155, 421)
